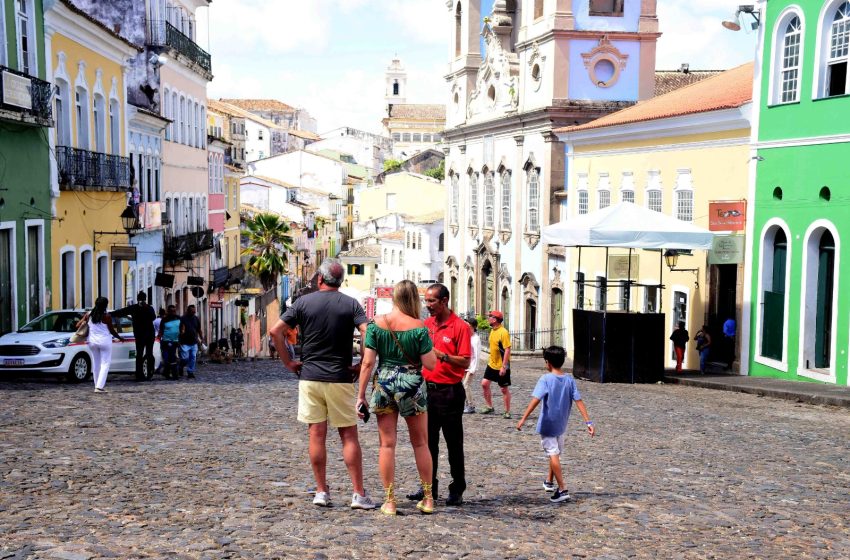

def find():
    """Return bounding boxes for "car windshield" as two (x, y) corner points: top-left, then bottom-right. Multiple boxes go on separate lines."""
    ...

(18, 312), (83, 333)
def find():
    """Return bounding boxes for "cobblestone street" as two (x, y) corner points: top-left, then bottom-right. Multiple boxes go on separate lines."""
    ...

(1, 357), (848, 559)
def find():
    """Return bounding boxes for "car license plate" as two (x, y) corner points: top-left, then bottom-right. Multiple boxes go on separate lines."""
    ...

(3, 359), (24, 366)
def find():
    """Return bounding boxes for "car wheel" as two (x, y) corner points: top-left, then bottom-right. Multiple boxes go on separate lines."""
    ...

(67, 353), (91, 383)
(140, 359), (154, 381)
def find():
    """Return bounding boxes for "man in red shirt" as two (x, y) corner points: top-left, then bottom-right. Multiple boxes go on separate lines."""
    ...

(407, 283), (472, 506)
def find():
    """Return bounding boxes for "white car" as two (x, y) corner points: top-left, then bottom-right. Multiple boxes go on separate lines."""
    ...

(0, 310), (161, 382)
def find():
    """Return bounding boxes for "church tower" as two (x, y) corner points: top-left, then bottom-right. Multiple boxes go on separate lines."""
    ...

(385, 56), (408, 107)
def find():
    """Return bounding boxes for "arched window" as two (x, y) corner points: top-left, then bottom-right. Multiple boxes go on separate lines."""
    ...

(527, 168), (540, 232)
(75, 86), (90, 149)
(55, 79), (71, 146)
(450, 173), (459, 225)
(802, 227), (837, 372)
(469, 171), (479, 226)
(620, 171), (635, 204)
(438, 233), (444, 251)
(93, 93), (106, 153)
(80, 249), (93, 308)
(163, 87), (171, 140)
(500, 170), (511, 229)
(646, 170), (662, 212)
(825, 2), (850, 97)
(15, 0), (36, 75)
(779, 16), (803, 103)
(109, 99), (120, 154)
(483, 170), (495, 228)
(455, 2), (462, 58)
(674, 169), (693, 222)
(597, 172), (610, 210)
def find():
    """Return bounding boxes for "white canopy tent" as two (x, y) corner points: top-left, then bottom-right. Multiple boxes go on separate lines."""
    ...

(542, 202), (715, 250)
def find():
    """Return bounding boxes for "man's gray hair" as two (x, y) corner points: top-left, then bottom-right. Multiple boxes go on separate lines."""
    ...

(318, 258), (345, 287)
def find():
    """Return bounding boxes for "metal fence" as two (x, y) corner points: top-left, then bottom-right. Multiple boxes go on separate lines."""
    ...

(476, 327), (570, 354)
(56, 146), (131, 190)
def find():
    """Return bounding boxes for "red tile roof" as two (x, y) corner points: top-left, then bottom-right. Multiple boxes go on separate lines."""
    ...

(654, 70), (725, 96)
(558, 63), (753, 134)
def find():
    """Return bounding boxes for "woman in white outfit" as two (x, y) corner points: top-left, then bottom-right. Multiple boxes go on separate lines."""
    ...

(77, 297), (123, 393)
(462, 317), (481, 414)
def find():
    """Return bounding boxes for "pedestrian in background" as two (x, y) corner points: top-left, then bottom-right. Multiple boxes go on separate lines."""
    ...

(480, 310), (512, 418)
(178, 304), (204, 379)
(235, 328), (244, 358)
(516, 345), (594, 503)
(462, 317), (480, 414)
(112, 291), (157, 381)
(76, 297), (123, 393)
(694, 325), (712, 374)
(722, 317), (736, 371)
(158, 305), (181, 379)
(670, 321), (689, 372)
(356, 279), (437, 515)
(407, 283), (471, 507)
(269, 258), (377, 510)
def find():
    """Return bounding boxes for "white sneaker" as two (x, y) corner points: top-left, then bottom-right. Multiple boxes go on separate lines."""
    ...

(313, 491), (331, 507)
(350, 492), (377, 510)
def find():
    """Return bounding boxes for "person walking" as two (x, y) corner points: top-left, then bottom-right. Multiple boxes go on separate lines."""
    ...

(158, 305), (181, 379)
(694, 325), (712, 374)
(76, 297), (123, 393)
(356, 280), (438, 515)
(480, 310), (512, 418)
(178, 304), (204, 379)
(670, 321), (689, 372)
(235, 328), (244, 359)
(229, 327), (238, 359)
(269, 258), (377, 510)
(406, 283), (471, 507)
(722, 317), (736, 371)
(516, 346), (594, 503)
(112, 291), (157, 381)
(462, 317), (481, 414)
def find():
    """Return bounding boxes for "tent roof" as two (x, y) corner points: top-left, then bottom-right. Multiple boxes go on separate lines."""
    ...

(542, 202), (715, 250)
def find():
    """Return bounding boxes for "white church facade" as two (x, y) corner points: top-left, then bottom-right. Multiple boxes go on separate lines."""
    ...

(442, 0), (659, 341)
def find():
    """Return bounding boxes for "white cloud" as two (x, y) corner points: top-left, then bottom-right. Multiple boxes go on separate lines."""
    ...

(384, 0), (451, 46)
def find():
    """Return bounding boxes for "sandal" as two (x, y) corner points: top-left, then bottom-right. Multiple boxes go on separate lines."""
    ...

(380, 483), (397, 516)
(416, 481), (434, 514)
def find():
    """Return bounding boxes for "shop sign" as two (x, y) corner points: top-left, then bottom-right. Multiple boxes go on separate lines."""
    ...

(111, 245), (137, 261)
(209, 301), (223, 309)
(2, 71), (32, 109)
(709, 201), (746, 231)
(375, 286), (393, 298)
(709, 235), (745, 264)
(607, 254), (639, 280)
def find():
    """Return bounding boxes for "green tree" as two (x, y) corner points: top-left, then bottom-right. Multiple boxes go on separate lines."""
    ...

(383, 159), (402, 173)
(424, 160), (445, 181)
(241, 213), (295, 292)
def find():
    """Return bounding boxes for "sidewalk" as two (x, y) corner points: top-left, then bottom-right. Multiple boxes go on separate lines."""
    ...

(663, 370), (850, 408)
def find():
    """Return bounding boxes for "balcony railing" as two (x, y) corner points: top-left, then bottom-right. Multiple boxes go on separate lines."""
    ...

(164, 228), (214, 262)
(0, 65), (53, 125)
(147, 20), (211, 75)
(210, 264), (245, 289)
(56, 146), (131, 190)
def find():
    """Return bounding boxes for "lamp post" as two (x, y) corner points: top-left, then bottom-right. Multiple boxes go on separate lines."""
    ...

(663, 250), (700, 288)
(93, 204), (141, 249)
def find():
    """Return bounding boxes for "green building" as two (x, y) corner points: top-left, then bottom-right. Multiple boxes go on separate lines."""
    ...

(0, 0), (52, 334)
(746, 0), (849, 385)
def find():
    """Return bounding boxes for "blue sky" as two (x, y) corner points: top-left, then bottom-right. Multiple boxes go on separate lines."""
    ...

(199, 1), (758, 134)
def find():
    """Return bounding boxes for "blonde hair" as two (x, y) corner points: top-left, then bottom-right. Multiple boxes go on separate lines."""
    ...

(393, 280), (421, 319)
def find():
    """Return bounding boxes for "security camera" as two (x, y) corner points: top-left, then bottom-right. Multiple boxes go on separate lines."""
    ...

(148, 53), (167, 67)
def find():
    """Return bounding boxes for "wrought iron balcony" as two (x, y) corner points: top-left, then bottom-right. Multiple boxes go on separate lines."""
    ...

(164, 228), (214, 262)
(56, 146), (131, 190)
(0, 65), (53, 126)
(210, 264), (245, 289)
(147, 20), (212, 76)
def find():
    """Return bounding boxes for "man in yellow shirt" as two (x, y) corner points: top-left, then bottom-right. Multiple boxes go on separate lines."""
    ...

(480, 310), (512, 418)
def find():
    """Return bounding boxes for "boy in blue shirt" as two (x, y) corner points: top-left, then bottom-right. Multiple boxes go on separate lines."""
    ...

(516, 346), (594, 503)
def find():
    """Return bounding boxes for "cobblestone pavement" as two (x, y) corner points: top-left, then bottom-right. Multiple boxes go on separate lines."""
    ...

(1, 356), (849, 560)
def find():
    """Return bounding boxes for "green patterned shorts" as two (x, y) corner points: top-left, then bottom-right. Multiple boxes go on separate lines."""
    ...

(370, 364), (428, 418)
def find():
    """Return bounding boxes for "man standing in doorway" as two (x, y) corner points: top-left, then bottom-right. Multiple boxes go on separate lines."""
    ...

(480, 310), (512, 418)
(723, 317), (736, 371)
(179, 304), (204, 379)
(408, 283), (471, 506)
(112, 291), (157, 381)
(269, 258), (376, 510)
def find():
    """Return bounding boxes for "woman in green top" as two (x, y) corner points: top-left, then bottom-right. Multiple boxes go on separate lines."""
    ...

(357, 280), (437, 516)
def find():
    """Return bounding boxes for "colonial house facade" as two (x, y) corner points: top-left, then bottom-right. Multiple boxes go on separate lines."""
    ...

(443, 0), (659, 329)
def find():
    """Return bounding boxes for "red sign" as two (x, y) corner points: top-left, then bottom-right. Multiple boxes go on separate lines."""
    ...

(365, 297), (375, 319)
(375, 286), (394, 298)
(709, 201), (746, 231)
(209, 301), (223, 309)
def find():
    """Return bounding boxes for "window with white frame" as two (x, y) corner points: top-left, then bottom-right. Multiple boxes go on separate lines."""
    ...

(597, 173), (611, 209)
(646, 170), (662, 212)
(527, 168), (540, 232)
(80, 249), (93, 308)
(621, 171), (635, 203)
(112, 260), (122, 306)
(194, 101), (200, 147)
(180, 96), (186, 144)
(826, 2), (850, 97)
(0, 5), (6, 67)
(55, 79), (71, 146)
(16, 0), (35, 76)
(484, 170), (495, 228)
(93, 94), (106, 153)
(675, 169), (693, 222)
(75, 87), (89, 149)
(500, 170), (511, 229)
(97, 255), (108, 297)
(200, 107), (206, 148)
(779, 16), (802, 103)
(109, 99), (120, 154)
(469, 171), (479, 226)
(450, 173), (459, 225)
(61, 250), (75, 309)
(578, 190), (589, 214)
(163, 88), (171, 140)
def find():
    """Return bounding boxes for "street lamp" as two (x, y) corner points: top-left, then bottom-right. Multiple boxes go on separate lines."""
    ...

(93, 204), (141, 249)
(722, 5), (761, 31)
(664, 250), (700, 287)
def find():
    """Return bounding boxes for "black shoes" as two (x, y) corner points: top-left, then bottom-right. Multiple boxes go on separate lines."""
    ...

(446, 493), (463, 506)
(406, 482), (438, 502)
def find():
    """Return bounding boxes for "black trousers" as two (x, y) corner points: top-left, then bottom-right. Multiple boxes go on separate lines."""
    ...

(135, 336), (155, 379)
(426, 381), (467, 497)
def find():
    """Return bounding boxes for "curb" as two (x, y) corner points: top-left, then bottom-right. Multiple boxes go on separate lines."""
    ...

(662, 376), (850, 409)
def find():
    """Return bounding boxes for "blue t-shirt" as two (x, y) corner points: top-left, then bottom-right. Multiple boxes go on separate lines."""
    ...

(531, 372), (582, 437)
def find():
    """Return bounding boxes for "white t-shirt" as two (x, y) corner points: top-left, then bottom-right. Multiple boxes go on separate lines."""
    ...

(467, 332), (480, 374)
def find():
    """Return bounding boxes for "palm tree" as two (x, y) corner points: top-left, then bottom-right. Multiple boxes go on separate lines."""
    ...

(241, 213), (295, 292)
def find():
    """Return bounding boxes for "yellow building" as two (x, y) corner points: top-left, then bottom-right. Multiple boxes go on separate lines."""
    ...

(358, 172), (445, 222)
(555, 64), (753, 371)
(45, 0), (141, 310)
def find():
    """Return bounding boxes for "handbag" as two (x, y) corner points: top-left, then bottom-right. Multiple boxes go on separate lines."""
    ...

(70, 314), (89, 343)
